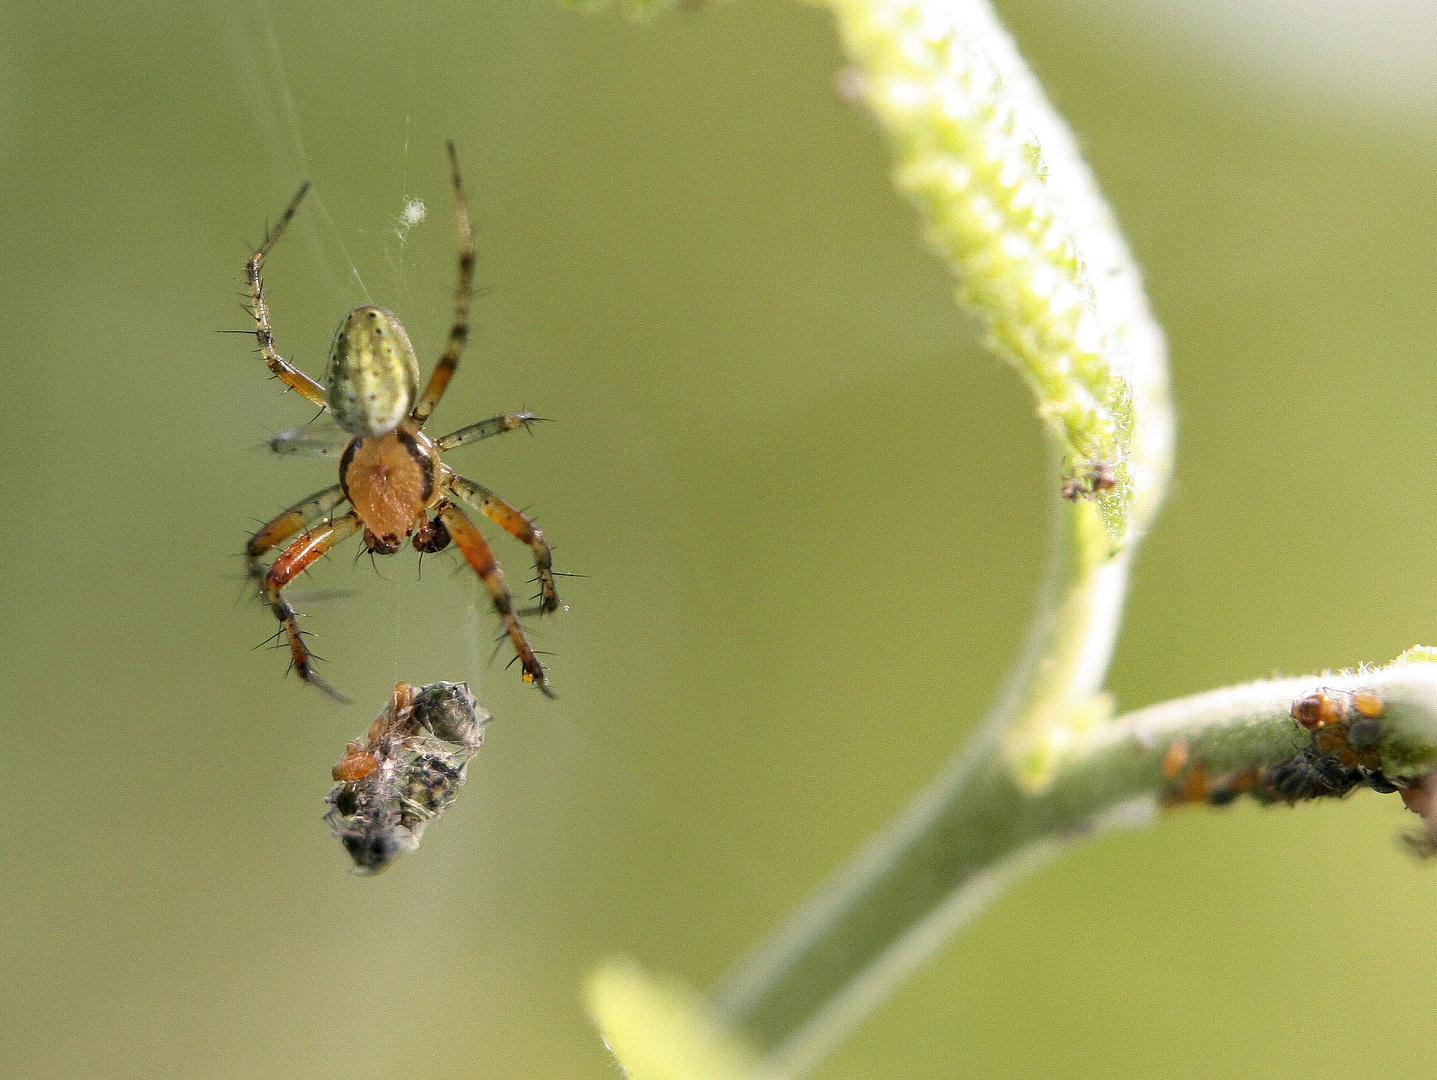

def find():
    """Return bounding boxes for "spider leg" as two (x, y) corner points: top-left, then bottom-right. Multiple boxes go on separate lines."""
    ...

(446, 473), (561, 614)
(437, 412), (541, 453)
(264, 510), (363, 701)
(247, 183), (329, 409)
(245, 485), (349, 585)
(436, 502), (552, 695)
(268, 425), (350, 458)
(408, 142), (474, 429)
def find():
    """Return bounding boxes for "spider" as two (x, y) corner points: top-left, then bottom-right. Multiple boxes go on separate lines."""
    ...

(243, 143), (561, 702)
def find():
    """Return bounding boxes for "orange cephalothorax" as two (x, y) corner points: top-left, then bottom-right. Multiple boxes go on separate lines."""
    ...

(243, 144), (564, 701)
(340, 428), (440, 550)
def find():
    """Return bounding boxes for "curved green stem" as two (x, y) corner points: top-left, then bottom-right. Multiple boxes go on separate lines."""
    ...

(813, 0), (1175, 787)
(559, 4), (1437, 1080)
(823, 0), (1173, 548)
(692, 7), (1180, 1067)
(709, 655), (1437, 1078)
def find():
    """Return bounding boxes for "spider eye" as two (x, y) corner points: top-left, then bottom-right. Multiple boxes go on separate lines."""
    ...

(325, 306), (420, 436)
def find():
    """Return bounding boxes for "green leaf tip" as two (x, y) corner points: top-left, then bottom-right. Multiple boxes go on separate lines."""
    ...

(586, 957), (762, 1080)
(821, 0), (1173, 548)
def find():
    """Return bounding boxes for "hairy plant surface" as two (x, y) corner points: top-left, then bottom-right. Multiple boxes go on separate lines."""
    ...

(562, 3), (1437, 1078)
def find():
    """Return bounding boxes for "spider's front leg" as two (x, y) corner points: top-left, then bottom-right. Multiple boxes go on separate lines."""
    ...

(264, 510), (362, 702)
(435, 502), (553, 696)
(447, 474), (561, 614)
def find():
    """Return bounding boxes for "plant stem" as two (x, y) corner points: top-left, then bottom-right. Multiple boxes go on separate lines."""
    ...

(822, 0), (1173, 548)
(711, 658), (1437, 1078)
(703, 478), (1119, 1069)
(701, 5), (1182, 1071)
(564, 5), (1437, 1080)
(812, 0), (1176, 785)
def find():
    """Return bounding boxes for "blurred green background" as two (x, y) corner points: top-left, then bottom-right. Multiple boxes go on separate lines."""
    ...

(4, 1), (1437, 1077)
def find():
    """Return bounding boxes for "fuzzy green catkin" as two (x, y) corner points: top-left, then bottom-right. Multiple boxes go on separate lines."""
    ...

(825, 0), (1172, 546)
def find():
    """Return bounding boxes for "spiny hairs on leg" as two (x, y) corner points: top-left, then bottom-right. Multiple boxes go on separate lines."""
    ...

(262, 511), (363, 702)
(408, 141), (475, 429)
(246, 182), (329, 409)
(447, 474), (562, 615)
(244, 485), (348, 585)
(437, 501), (551, 694)
(437, 412), (545, 453)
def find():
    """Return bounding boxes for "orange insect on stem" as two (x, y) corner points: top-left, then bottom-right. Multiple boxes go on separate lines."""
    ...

(1291, 689), (1350, 730)
(1352, 689), (1383, 719)
(1161, 740), (1189, 780)
(333, 683), (425, 783)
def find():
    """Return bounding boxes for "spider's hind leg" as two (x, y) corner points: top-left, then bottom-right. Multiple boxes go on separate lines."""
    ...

(268, 425), (350, 459)
(436, 502), (552, 695)
(447, 474), (561, 615)
(263, 510), (363, 702)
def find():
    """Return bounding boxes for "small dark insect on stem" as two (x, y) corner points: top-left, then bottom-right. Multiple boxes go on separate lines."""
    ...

(1061, 458), (1117, 501)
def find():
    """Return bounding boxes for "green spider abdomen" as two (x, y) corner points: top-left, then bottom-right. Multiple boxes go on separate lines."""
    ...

(325, 305), (420, 437)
